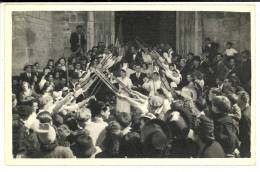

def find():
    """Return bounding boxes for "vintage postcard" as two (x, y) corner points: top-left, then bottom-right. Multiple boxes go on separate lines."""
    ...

(3, 3), (256, 165)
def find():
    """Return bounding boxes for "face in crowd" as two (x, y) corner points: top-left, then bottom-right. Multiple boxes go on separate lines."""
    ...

(101, 106), (111, 120)
(25, 65), (32, 74)
(22, 81), (30, 91)
(135, 65), (141, 73)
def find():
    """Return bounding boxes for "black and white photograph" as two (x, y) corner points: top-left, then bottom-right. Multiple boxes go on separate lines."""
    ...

(3, 3), (255, 165)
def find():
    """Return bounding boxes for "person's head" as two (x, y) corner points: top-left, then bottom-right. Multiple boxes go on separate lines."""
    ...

(227, 57), (236, 68)
(38, 95), (54, 110)
(64, 112), (79, 131)
(80, 58), (87, 65)
(116, 112), (132, 129)
(56, 63), (62, 70)
(58, 58), (66, 66)
(241, 50), (250, 61)
(31, 100), (39, 113)
(135, 63), (142, 73)
(32, 65), (37, 73)
(36, 123), (56, 145)
(62, 87), (69, 97)
(46, 73), (54, 82)
(208, 87), (221, 102)
(179, 58), (186, 67)
(152, 71), (160, 81)
(130, 46), (136, 53)
(237, 91), (250, 109)
(226, 93), (238, 105)
(186, 74), (193, 82)
(215, 77), (223, 86)
(223, 78), (232, 87)
(74, 134), (97, 158)
(216, 53), (223, 62)
(165, 108), (191, 141)
(37, 111), (52, 124)
(211, 96), (231, 114)
(75, 63), (81, 70)
(196, 115), (215, 144)
(68, 63), (74, 71)
(100, 103), (111, 120)
(141, 119), (170, 157)
(172, 69), (180, 78)
(21, 81), (30, 91)
(47, 59), (54, 66)
(77, 108), (92, 127)
(192, 56), (201, 67)
(187, 52), (194, 61)
(34, 63), (40, 73)
(226, 42), (233, 49)
(107, 121), (122, 136)
(12, 94), (17, 108)
(76, 25), (83, 33)
(43, 67), (50, 75)
(24, 65), (32, 73)
(148, 96), (164, 114)
(140, 113), (156, 129)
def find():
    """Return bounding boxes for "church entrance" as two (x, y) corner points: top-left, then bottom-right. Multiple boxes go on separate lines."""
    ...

(115, 11), (176, 49)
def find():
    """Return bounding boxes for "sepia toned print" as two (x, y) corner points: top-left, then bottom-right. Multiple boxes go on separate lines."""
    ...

(3, 3), (256, 165)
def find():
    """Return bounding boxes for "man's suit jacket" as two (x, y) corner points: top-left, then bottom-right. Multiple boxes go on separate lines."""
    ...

(70, 32), (86, 52)
(19, 72), (35, 85)
(125, 51), (143, 69)
(130, 72), (146, 87)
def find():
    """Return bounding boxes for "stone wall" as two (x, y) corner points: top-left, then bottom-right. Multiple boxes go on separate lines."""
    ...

(12, 11), (52, 75)
(175, 11), (251, 56)
(51, 11), (88, 59)
(12, 11), (115, 75)
(201, 12), (250, 53)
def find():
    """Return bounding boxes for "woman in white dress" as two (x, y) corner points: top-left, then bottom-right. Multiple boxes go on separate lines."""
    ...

(116, 67), (133, 114)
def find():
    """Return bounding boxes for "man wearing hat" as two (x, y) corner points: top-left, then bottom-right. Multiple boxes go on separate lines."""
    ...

(71, 133), (101, 158)
(194, 115), (225, 158)
(140, 119), (170, 158)
(20, 64), (35, 86)
(36, 123), (74, 158)
(165, 108), (198, 158)
(210, 96), (239, 157)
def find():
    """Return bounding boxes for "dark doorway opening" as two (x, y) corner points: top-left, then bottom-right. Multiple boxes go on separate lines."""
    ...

(115, 11), (176, 49)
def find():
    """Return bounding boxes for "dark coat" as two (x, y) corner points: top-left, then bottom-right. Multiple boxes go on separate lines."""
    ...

(213, 114), (239, 155)
(130, 72), (147, 87)
(125, 51), (143, 69)
(203, 42), (219, 63)
(19, 72), (35, 85)
(239, 105), (251, 157)
(12, 115), (28, 157)
(70, 32), (86, 52)
(198, 140), (225, 158)
(37, 142), (74, 158)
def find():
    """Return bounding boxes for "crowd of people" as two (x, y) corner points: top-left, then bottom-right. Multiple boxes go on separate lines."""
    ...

(12, 32), (251, 158)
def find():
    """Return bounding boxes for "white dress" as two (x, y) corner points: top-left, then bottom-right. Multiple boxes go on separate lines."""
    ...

(116, 76), (132, 114)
